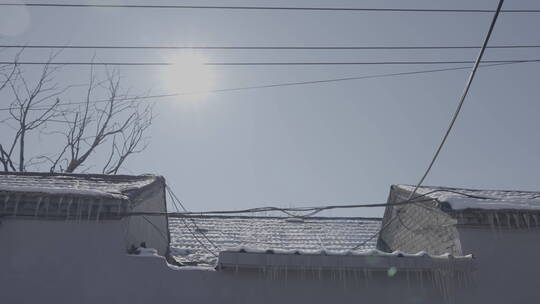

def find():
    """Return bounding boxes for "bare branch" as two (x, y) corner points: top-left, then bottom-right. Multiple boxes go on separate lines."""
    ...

(0, 51), (153, 174)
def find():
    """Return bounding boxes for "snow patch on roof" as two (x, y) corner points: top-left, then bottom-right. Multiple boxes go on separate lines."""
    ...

(397, 185), (540, 211)
(0, 172), (160, 199)
(169, 216), (381, 266)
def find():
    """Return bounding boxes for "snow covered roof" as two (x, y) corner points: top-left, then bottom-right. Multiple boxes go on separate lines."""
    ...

(395, 184), (540, 211)
(0, 172), (162, 200)
(169, 215), (381, 266)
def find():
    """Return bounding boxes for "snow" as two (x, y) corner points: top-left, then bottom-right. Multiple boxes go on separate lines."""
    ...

(136, 247), (159, 257)
(0, 173), (159, 200)
(397, 185), (540, 211)
(221, 247), (473, 259)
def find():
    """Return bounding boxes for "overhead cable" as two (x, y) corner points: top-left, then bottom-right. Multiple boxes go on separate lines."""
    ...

(408, 0), (505, 199)
(353, 0), (506, 251)
(1, 58), (540, 66)
(0, 3), (536, 13)
(165, 186), (221, 255)
(2, 44), (540, 50)
(0, 60), (532, 112)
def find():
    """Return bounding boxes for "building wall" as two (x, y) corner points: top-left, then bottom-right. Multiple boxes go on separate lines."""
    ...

(378, 185), (540, 304)
(0, 218), (464, 304)
(126, 178), (169, 256)
(457, 226), (540, 304)
(379, 186), (462, 255)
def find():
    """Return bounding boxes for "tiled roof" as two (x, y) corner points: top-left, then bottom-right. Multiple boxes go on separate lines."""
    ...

(169, 215), (381, 266)
(395, 184), (540, 211)
(0, 172), (161, 200)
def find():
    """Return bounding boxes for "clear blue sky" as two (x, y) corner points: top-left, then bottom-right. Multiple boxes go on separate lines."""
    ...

(1, 0), (539, 217)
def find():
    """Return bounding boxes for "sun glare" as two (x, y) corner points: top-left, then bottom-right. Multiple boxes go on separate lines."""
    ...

(163, 53), (215, 98)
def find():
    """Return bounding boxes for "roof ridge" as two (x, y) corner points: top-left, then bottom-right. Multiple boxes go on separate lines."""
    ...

(393, 184), (540, 195)
(0, 171), (160, 181)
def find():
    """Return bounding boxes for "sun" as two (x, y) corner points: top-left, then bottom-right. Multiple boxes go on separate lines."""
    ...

(162, 53), (216, 97)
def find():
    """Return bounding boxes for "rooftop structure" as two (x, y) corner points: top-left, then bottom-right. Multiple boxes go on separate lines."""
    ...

(169, 215), (381, 266)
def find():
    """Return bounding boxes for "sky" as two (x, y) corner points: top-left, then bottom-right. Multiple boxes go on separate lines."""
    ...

(1, 0), (540, 217)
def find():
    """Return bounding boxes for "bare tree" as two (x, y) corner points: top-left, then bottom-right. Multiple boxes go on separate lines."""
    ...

(0, 54), (65, 172)
(0, 54), (153, 174)
(0, 58), (18, 93)
(50, 69), (152, 173)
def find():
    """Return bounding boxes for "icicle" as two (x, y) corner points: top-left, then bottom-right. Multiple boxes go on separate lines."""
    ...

(3, 195), (10, 214)
(66, 197), (73, 220)
(13, 195), (20, 217)
(343, 268), (348, 290)
(96, 200), (103, 222)
(87, 201), (93, 221)
(513, 213), (521, 229)
(524, 213), (531, 230)
(34, 197), (43, 217)
(56, 197), (63, 217)
(487, 213), (495, 232)
(44, 197), (50, 218)
(363, 269), (369, 288)
(494, 213), (501, 234)
(117, 201), (123, 217)
(77, 198), (83, 222)
(458, 212), (464, 224)
(533, 213), (539, 228)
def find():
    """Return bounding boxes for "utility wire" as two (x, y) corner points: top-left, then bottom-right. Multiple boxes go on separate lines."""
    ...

(0, 189), (485, 219)
(354, 0), (506, 251)
(1, 59), (540, 66)
(166, 186), (221, 256)
(408, 0), (505, 199)
(0, 3), (536, 13)
(0, 60), (532, 112)
(3, 44), (540, 50)
(18, 189), (484, 219)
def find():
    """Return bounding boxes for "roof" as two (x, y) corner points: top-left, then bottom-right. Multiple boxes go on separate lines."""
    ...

(0, 172), (162, 200)
(169, 215), (381, 266)
(395, 184), (540, 211)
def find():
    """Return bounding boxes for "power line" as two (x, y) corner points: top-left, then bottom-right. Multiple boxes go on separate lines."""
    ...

(0, 3), (537, 13)
(355, 0), (506, 251)
(0, 60), (532, 112)
(0, 189), (494, 219)
(3, 44), (540, 50)
(408, 0), (505, 199)
(1, 59), (540, 66)
(166, 186), (221, 256)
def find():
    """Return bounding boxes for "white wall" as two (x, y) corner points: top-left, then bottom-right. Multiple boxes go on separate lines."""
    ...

(126, 180), (169, 255)
(458, 226), (540, 304)
(0, 218), (463, 304)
